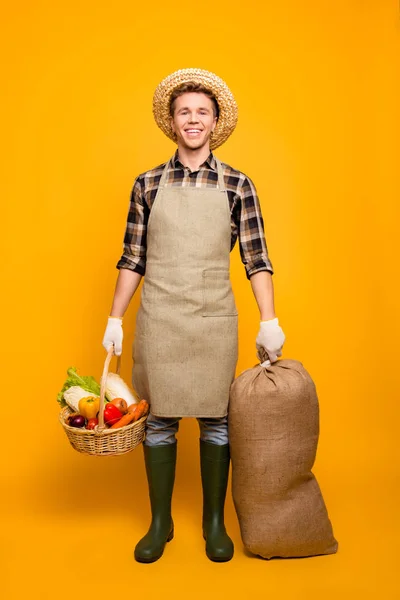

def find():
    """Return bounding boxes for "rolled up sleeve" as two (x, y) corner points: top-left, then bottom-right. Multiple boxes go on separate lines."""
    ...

(116, 175), (148, 276)
(238, 175), (274, 280)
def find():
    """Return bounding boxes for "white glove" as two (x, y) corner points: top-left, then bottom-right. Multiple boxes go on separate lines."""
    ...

(102, 317), (123, 356)
(256, 317), (285, 364)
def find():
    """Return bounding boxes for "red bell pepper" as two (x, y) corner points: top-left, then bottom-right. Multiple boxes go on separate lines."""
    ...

(104, 403), (123, 426)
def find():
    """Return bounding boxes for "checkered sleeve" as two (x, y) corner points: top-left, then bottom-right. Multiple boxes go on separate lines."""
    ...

(239, 175), (274, 279)
(116, 175), (148, 275)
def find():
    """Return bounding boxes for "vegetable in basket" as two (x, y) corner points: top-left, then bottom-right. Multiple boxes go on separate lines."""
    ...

(62, 386), (100, 412)
(57, 367), (101, 409)
(110, 397), (128, 414)
(129, 399), (149, 421)
(86, 418), (98, 430)
(110, 411), (137, 429)
(103, 372), (138, 406)
(104, 403), (123, 426)
(68, 414), (86, 428)
(58, 367), (138, 412)
(110, 400), (149, 429)
(79, 396), (100, 420)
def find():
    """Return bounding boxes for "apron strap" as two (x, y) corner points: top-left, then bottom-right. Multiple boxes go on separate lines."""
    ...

(215, 158), (226, 192)
(158, 160), (171, 188)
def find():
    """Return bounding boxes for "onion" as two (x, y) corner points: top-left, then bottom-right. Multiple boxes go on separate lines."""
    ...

(110, 397), (128, 414)
(69, 414), (86, 428)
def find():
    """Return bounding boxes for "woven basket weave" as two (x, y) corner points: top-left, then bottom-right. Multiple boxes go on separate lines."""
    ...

(59, 348), (146, 456)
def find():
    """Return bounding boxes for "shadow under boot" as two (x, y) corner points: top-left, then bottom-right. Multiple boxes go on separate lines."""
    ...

(200, 439), (234, 562)
(134, 441), (177, 563)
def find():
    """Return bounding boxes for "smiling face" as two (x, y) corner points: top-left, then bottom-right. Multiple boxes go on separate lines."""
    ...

(170, 92), (218, 151)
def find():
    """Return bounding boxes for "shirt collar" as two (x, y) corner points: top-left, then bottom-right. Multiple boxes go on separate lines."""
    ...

(170, 149), (217, 172)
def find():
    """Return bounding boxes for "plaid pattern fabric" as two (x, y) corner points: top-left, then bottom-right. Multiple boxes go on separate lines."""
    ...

(116, 150), (274, 279)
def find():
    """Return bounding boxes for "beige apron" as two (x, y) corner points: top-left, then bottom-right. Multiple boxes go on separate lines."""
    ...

(132, 157), (238, 418)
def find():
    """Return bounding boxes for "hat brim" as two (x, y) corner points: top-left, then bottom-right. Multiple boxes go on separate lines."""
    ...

(153, 68), (238, 150)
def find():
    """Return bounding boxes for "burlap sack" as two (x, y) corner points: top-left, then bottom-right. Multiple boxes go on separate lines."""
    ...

(229, 358), (338, 559)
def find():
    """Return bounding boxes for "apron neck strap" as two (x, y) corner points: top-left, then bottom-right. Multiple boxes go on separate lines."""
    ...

(158, 160), (171, 188)
(158, 154), (226, 191)
(215, 157), (226, 192)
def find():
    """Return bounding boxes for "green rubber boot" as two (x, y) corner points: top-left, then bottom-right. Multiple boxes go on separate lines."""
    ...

(200, 439), (234, 562)
(134, 442), (177, 563)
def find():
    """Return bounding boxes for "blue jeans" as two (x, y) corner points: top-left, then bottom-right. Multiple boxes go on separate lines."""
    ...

(144, 413), (229, 446)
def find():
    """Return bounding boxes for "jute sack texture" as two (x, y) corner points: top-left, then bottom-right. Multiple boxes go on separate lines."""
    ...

(229, 359), (338, 559)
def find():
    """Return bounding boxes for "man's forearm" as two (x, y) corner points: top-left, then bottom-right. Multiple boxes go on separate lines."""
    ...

(110, 268), (142, 318)
(250, 271), (276, 321)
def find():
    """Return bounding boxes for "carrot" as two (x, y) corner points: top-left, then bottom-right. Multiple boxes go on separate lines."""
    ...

(110, 411), (136, 429)
(127, 405), (139, 422)
(133, 400), (149, 421)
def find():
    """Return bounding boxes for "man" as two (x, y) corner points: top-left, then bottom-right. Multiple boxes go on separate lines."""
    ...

(102, 68), (285, 563)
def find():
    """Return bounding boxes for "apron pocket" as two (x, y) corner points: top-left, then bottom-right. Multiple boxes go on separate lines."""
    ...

(202, 269), (238, 317)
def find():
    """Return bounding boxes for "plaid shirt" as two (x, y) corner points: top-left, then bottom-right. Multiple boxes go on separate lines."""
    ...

(116, 150), (274, 279)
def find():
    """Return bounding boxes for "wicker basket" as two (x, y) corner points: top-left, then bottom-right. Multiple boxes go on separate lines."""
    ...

(59, 348), (147, 456)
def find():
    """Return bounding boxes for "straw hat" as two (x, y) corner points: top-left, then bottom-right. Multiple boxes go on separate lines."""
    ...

(153, 68), (238, 150)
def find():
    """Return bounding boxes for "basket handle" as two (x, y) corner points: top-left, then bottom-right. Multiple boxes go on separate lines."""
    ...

(98, 345), (121, 431)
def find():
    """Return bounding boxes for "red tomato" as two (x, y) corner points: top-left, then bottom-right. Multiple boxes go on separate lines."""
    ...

(86, 418), (98, 430)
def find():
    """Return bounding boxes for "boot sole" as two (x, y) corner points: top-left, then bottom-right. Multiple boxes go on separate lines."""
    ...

(134, 529), (174, 563)
(206, 553), (233, 562)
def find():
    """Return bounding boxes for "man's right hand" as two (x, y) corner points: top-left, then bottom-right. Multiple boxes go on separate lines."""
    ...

(102, 317), (123, 356)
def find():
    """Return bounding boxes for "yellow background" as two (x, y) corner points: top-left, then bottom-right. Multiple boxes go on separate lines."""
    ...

(2, 1), (399, 598)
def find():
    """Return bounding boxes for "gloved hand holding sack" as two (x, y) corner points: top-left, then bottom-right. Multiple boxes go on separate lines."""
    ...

(229, 346), (338, 559)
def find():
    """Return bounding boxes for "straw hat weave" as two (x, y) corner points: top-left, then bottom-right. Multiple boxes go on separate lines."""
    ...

(153, 68), (238, 150)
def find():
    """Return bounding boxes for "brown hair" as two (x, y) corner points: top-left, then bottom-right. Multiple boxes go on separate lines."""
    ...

(169, 82), (220, 119)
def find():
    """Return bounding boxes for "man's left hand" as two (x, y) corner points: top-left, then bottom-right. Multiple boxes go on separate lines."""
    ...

(256, 318), (286, 363)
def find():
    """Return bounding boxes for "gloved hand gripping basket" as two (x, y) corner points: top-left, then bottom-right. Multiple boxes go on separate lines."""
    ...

(59, 348), (148, 456)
